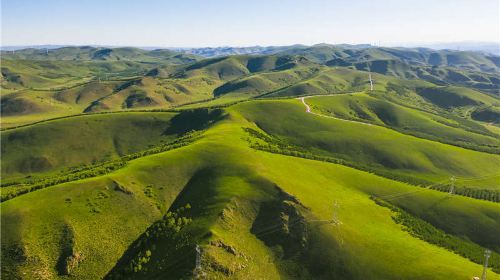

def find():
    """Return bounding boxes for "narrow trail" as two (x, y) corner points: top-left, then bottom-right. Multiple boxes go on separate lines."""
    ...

(298, 69), (374, 124)
(299, 95), (373, 126)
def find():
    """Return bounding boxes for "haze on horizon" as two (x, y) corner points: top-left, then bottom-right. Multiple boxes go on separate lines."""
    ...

(1, 0), (499, 48)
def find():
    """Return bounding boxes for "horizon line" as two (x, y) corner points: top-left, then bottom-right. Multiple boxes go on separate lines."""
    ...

(1, 40), (499, 50)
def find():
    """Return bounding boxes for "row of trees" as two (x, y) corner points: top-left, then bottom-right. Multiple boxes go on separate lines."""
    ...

(431, 185), (500, 203)
(0, 161), (126, 202)
(1, 131), (203, 202)
(372, 197), (499, 273)
(244, 127), (431, 187)
(244, 127), (498, 203)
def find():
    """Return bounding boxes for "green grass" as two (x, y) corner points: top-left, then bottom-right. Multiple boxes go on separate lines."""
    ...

(213, 65), (319, 97)
(3, 51), (498, 130)
(1, 76), (219, 128)
(235, 99), (500, 188)
(1, 59), (153, 90)
(1, 130), (203, 202)
(1, 58), (218, 128)
(2, 104), (499, 279)
(1, 112), (181, 179)
(306, 93), (500, 153)
(415, 86), (500, 110)
(265, 67), (371, 97)
(372, 197), (500, 273)
(472, 106), (500, 124)
(280, 44), (500, 93)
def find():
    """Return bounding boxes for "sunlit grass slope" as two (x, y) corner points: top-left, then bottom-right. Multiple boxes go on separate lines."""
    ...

(235, 99), (500, 187)
(1, 105), (499, 279)
(1, 112), (181, 179)
(306, 93), (500, 152)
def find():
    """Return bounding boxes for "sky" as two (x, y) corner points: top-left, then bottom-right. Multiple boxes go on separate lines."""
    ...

(1, 0), (499, 47)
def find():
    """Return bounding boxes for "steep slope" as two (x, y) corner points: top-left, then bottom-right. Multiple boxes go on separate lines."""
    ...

(1, 109), (223, 180)
(1, 113), (176, 179)
(2, 107), (499, 279)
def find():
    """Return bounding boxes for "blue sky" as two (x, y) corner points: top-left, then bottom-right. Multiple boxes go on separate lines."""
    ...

(2, 0), (499, 47)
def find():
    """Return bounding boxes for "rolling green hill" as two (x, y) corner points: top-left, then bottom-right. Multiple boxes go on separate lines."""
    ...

(472, 106), (500, 124)
(1, 54), (322, 127)
(3, 46), (499, 128)
(1, 112), (176, 178)
(305, 93), (500, 153)
(2, 46), (500, 280)
(235, 99), (500, 186)
(1, 109), (224, 179)
(2, 106), (499, 279)
(278, 44), (500, 93)
(280, 44), (500, 72)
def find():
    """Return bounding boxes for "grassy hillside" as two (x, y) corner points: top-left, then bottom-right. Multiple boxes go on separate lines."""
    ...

(306, 93), (500, 153)
(1, 113), (175, 178)
(2, 107), (499, 279)
(1, 54), (321, 127)
(1, 110), (224, 181)
(1, 75), (216, 128)
(264, 67), (372, 97)
(236, 99), (500, 187)
(415, 86), (499, 109)
(213, 63), (320, 97)
(472, 106), (500, 124)
(280, 44), (500, 72)
(3, 49), (499, 128)
(278, 44), (500, 93)
(1, 59), (153, 90)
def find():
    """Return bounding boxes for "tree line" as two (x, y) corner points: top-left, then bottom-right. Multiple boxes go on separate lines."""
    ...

(372, 196), (499, 273)
(1, 131), (203, 202)
(243, 127), (498, 203)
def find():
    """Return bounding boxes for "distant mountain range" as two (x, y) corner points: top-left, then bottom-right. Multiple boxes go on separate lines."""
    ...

(2, 41), (499, 56)
(1, 46), (201, 64)
(393, 41), (500, 56)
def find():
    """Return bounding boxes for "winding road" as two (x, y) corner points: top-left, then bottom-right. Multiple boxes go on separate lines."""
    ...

(298, 69), (376, 125)
(299, 95), (373, 126)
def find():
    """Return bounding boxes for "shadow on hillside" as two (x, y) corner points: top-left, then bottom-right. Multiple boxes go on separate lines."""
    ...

(250, 186), (353, 279)
(164, 108), (226, 136)
(103, 169), (219, 280)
